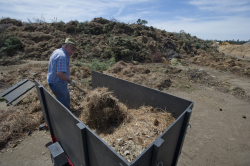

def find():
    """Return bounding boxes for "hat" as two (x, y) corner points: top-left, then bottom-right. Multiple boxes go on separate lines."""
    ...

(65, 38), (77, 49)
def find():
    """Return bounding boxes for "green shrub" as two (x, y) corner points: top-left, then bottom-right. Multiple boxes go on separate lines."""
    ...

(90, 58), (108, 71)
(53, 21), (65, 31)
(81, 58), (88, 63)
(84, 57), (116, 71)
(200, 44), (206, 50)
(75, 61), (83, 67)
(194, 42), (199, 49)
(109, 57), (116, 66)
(103, 23), (114, 33)
(0, 34), (23, 55)
(179, 40), (184, 46)
(77, 21), (91, 34)
(103, 47), (114, 58)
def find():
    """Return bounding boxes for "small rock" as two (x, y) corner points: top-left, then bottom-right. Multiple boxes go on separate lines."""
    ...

(242, 115), (246, 119)
(124, 150), (130, 155)
(117, 138), (123, 142)
(132, 61), (139, 65)
(28, 130), (32, 136)
(12, 143), (18, 148)
(219, 108), (223, 111)
(42, 152), (46, 155)
(128, 136), (133, 140)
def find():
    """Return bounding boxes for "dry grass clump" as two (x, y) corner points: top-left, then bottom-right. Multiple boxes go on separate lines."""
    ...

(80, 87), (127, 133)
(0, 109), (43, 148)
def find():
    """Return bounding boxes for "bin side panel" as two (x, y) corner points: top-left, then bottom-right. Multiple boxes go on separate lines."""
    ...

(157, 112), (186, 166)
(43, 89), (87, 166)
(131, 145), (153, 166)
(86, 129), (130, 166)
(92, 71), (192, 118)
(35, 81), (51, 133)
(172, 109), (192, 166)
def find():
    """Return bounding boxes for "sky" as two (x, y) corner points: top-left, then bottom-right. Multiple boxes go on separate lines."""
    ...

(0, 0), (250, 41)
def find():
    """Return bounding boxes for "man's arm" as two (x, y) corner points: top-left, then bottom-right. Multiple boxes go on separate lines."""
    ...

(57, 72), (71, 83)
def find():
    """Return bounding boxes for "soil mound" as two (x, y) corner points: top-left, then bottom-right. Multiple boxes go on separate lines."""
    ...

(106, 61), (174, 90)
(218, 44), (250, 57)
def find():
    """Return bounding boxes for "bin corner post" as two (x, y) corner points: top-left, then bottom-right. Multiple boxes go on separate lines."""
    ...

(151, 137), (164, 166)
(36, 85), (54, 136)
(76, 123), (90, 166)
(172, 109), (192, 166)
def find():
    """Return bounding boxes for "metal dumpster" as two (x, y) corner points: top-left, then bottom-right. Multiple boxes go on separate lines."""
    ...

(35, 71), (193, 166)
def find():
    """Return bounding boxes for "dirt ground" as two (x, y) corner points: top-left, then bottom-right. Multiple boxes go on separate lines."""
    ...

(0, 60), (250, 166)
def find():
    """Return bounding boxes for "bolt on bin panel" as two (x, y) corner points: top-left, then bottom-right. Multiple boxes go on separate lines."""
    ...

(42, 87), (88, 166)
(92, 71), (193, 118)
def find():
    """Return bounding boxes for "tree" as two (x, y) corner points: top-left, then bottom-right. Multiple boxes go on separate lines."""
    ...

(137, 19), (148, 25)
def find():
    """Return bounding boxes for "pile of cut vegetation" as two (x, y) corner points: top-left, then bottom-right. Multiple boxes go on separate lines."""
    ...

(105, 61), (173, 91)
(80, 87), (175, 162)
(80, 87), (127, 133)
(0, 108), (43, 148)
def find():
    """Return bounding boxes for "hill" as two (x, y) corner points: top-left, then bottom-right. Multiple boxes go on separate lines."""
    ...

(0, 17), (250, 77)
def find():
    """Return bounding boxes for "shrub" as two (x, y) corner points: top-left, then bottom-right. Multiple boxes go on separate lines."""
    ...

(90, 58), (108, 71)
(77, 21), (91, 34)
(109, 57), (116, 66)
(137, 19), (148, 25)
(200, 44), (206, 50)
(195, 42), (200, 49)
(81, 58), (88, 63)
(75, 61), (83, 67)
(0, 34), (23, 55)
(84, 57), (116, 71)
(53, 21), (65, 31)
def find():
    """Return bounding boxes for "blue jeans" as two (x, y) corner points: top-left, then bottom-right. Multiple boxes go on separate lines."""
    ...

(49, 82), (70, 109)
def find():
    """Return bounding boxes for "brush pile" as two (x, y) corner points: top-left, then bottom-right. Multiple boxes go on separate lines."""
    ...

(0, 109), (43, 147)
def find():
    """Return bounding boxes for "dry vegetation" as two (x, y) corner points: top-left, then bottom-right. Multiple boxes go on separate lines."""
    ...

(0, 17), (250, 77)
(79, 87), (175, 161)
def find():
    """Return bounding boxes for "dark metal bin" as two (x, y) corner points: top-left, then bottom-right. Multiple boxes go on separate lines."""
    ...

(35, 71), (193, 166)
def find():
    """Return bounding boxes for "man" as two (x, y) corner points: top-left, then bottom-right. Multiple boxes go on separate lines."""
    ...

(47, 38), (76, 109)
